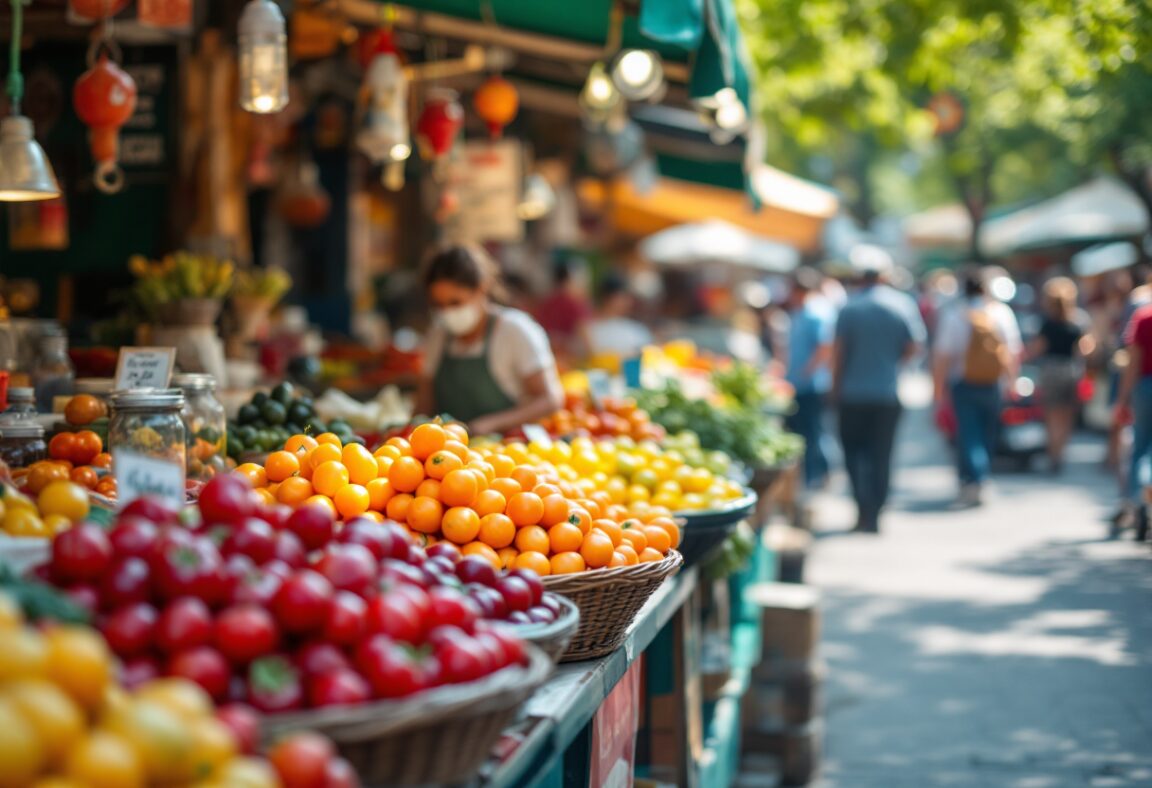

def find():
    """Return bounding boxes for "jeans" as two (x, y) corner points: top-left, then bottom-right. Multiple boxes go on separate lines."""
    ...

(951, 382), (1001, 486)
(786, 391), (829, 487)
(838, 401), (902, 528)
(1126, 376), (1152, 502)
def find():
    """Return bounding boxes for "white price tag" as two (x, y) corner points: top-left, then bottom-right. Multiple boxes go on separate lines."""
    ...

(114, 449), (184, 510)
(522, 424), (553, 447)
(114, 347), (176, 390)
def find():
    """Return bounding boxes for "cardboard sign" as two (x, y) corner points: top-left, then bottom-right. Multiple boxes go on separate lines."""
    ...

(114, 449), (184, 511)
(114, 347), (175, 390)
(589, 658), (642, 788)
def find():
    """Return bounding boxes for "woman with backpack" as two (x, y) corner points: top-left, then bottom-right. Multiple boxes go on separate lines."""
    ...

(933, 267), (1023, 507)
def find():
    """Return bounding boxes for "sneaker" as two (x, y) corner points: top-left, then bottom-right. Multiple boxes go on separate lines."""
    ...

(957, 483), (983, 508)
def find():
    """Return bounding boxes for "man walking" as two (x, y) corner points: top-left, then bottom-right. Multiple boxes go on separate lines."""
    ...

(933, 268), (1022, 507)
(784, 267), (837, 489)
(834, 258), (926, 533)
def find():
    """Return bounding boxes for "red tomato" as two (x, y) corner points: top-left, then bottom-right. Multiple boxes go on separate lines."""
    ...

(121, 496), (179, 525)
(271, 569), (334, 634)
(216, 703), (261, 755)
(246, 655), (304, 713)
(97, 556), (151, 610)
(321, 591), (368, 646)
(427, 586), (480, 633)
(167, 645), (231, 701)
(198, 473), (255, 526)
(102, 602), (158, 658)
(268, 732), (335, 788)
(312, 543), (378, 595)
(307, 669), (372, 708)
(214, 604), (279, 665)
(51, 523), (113, 583)
(286, 504), (335, 552)
(155, 597), (214, 654)
(354, 634), (429, 698)
(222, 518), (278, 565)
(108, 516), (160, 558)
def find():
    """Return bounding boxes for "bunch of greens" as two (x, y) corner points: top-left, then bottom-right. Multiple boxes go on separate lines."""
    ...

(129, 251), (235, 314)
(232, 266), (292, 304)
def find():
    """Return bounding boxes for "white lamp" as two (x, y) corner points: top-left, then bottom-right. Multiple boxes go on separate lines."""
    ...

(610, 49), (664, 101)
(580, 61), (621, 123)
(0, 0), (60, 201)
(238, 0), (289, 114)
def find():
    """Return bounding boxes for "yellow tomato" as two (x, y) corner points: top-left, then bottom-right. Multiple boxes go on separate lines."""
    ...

(0, 698), (45, 787)
(0, 591), (23, 630)
(43, 513), (73, 535)
(2, 678), (85, 766)
(627, 484), (651, 504)
(188, 717), (238, 779)
(64, 731), (144, 788)
(44, 626), (112, 711)
(0, 628), (48, 681)
(4, 508), (49, 537)
(213, 757), (282, 788)
(37, 481), (90, 522)
(134, 678), (214, 721)
(3, 489), (36, 511)
(104, 698), (197, 783)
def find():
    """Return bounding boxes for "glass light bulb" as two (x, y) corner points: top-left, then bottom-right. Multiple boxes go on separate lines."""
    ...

(238, 0), (289, 114)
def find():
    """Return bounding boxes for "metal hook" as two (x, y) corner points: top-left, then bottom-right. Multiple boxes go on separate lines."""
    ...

(94, 161), (125, 194)
(86, 35), (123, 67)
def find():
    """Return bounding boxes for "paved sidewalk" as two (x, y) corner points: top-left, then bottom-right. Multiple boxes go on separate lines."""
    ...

(808, 404), (1152, 788)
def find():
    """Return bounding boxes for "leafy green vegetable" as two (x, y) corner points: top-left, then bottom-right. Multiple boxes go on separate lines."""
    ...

(0, 563), (89, 624)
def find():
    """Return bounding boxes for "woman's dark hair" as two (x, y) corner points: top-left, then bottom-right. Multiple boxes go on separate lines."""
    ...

(960, 265), (986, 298)
(422, 244), (499, 292)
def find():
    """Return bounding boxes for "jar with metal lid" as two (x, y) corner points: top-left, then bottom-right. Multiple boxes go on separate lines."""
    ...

(109, 390), (186, 502)
(0, 422), (47, 468)
(172, 373), (228, 481)
(1, 387), (38, 422)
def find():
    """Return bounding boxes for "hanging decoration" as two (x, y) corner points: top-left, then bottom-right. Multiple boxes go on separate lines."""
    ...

(278, 158), (330, 228)
(356, 23), (410, 191)
(238, 0), (289, 114)
(68, 0), (132, 22)
(73, 45), (138, 194)
(415, 88), (463, 176)
(472, 74), (518, 140)
(137, 0), (193, 30)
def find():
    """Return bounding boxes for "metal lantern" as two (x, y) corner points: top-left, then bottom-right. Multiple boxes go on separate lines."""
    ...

(238, 0), (289, 114)
(472, 74), (518, 140)
(73, 52), (138, 194)
(416, 89), (463, 173)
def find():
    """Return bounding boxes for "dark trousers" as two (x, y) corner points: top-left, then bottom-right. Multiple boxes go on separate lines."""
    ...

(838, 401), (903, 528)
(951, 382), (1000, 485)
(786, 391), (829, 487)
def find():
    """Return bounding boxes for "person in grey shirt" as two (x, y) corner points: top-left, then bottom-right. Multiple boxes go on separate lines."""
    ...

(833, 261), (927, 533)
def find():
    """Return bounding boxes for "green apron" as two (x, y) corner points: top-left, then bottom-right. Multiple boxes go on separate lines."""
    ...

(432, 311), (516, 423)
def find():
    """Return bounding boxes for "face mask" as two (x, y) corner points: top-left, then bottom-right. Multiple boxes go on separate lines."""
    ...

(437, 302), (484, 335)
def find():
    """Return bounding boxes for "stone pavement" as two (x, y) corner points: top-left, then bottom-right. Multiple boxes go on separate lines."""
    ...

(807, 396), (1152, 788)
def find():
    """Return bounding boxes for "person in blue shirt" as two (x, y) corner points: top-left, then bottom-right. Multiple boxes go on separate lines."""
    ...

(833, 259), (927, 533)
(784, 267), (838, 489)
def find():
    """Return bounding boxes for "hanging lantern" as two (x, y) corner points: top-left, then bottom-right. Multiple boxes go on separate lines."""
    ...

(238, 0), (289, 114)
(69, 0), (132, 21)
(356, 40), (410, 191)
(73, 52), (138, 194)
(416, 89), (463, 175)
(472, 74), (518, 140)
(137, 0), (193, 29)
(356, 26), (400, 70)
(278, 160), (330, 227)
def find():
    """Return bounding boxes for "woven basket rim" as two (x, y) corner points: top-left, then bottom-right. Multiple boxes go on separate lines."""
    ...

(541, 549), (683, 594)
(260, 644), (553, 743)
(505, 592), (580, 640)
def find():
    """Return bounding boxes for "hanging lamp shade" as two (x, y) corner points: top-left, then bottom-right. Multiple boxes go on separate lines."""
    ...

(0, 115), (60, 201)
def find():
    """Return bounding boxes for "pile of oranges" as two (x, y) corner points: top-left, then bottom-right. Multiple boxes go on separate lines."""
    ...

(234, 422), (680, 575)
(537, 394), (666, 442)
(13, 452), (116, 500)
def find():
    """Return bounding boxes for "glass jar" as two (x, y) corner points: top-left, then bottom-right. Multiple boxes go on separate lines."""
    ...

(33, 335), (75, 411)
(1, 387), (38, 422)
(109, 388), (186, 474)
(172, 373), (228, 481)
(0, 422), (47, 468)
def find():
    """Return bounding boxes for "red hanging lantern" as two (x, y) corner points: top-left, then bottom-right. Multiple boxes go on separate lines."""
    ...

(73, 52), (138, 193)
(472, 75), (518, 140)
(69, 0), (132, 20)
(416, 89), (463, 169)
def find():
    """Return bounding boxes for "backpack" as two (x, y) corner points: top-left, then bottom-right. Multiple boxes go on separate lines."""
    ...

(963, 307), (1010, 384)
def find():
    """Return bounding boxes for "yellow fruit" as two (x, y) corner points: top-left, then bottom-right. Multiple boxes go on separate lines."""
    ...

(188, 717), (238, 779)
(134, 678), (214, 721)
(104, 699), (196, 783)
(4, 508), (49, 537)
(43, 626), (112, 711)
(3, 678), (85, 765)
(3, 489), (36, 511)
(213, 757), (281, 788)
(43, 513), (73, 535)
(0, 698), (45, 787)
(64, 730), (144, 788)
(37, 481), (90, 522)
(0, 591), (24, 630)
(0, 628), (48, 681)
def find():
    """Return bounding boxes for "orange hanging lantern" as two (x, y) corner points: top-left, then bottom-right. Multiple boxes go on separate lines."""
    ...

(73, 52), (138, 193)
(416, 89), (463, 170)
(472, 74), (518, 140)
(137, 0), (193, 29)
(69, 0), (132, 20)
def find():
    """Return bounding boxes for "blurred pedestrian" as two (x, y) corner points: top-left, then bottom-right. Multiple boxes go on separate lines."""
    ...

(534, 257), (592, 362)
(783, 267), (837, 489)
(1113, 299), (1152, 537)
(833, 258), (926, 533)
(586, 274), (653, 358)
(1028, 277), (1093, 473)
(933, 267), (1023, 507)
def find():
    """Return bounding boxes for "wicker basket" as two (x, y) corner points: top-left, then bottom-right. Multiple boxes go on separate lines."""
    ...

(542, 550), (683, 662)
(506, 592), (581, 663)
(260, 645), (553, 786)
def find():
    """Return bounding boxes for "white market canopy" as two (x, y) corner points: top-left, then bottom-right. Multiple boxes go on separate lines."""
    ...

(638, 219), (802, 273)
(1071, 241), (1140, 277)
(979, 176), (1149, 257)
(903, 203), (973, 250)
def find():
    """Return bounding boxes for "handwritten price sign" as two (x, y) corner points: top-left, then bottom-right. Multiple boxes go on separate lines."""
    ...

(114, 347), (176, 390)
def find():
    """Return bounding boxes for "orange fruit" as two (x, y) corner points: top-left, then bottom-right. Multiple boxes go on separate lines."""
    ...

(440, 469), (479, 508)
(548, 522), (584, 554)
(506, 492), (544, 527)
(407, 496), (445, 534)
(361, 510), (385, 523)
(444, 423), (470, 443)
(540, 494), (571, 526)
(617, 544), (639, 565)
(415, 478), (442, 500)
(643, 525), (672, 554)
(609, 551), (629, 568)
(253, 488), (276, 506)
(409, 423), (448, 461)
(442, 440), (470, 462)
(550, 552), (586, 574)
(580, 530), (614, 568)
(639, 547), (664, 563)
(388, 456), (425, 493)
(312, 461), (350, 497)
(461, 541), (500, 569)
(515, 525), (550, 555)
(593, 519), (623, 546)
(510, 466), (538, 492)
(620, 524), (648, 553)
(478, 513), (515, 549)
(334, 484), (370, 519)
(265, 451), (301, 483)
(285, 434), (319, 455)
(490, 477), (523, 500)
(534, 483), (563, 498)
(496, 546), (519, 569)
(568, 508), (592, 534)
(65, 393), (106, 425)
(374, 445), (403, 462)
(442, 507), (481, 544)
(467, 461), (496, 484)
(424, 450), (464, 480)
(489, 454), (516, 478)
(309, 443), (342, 470)
(647, 517), (681, 549)
(577, 498), (602, 520)
(375, 456), (393, 478)
(366, 478), (396, 511)
(342, 444), (379, 486)
(315, 432), (343, 447)
(276, 476), (314, 505)
(235, 463), (267, 489)
(385, 437), (413, 456)
(514, 551), (551, 576)
(385, 493), (414, 522)
(473, 489), (507, 517)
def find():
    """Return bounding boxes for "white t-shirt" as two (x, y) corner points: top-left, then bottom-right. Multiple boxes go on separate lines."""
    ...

(935, 297), (1023, 381)
(587, 317), (653, 357)
(424, 308), (556, 403)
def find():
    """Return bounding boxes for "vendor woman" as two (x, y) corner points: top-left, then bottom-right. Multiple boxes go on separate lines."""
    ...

(414, 244), (564, 435)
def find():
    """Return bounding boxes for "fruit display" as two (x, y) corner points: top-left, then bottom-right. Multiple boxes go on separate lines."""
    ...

(1, 480), (93, 538)
(228, 382), (363, 461)
(236, 423), (681, 575)
(535, 393), (665, 442)
(39, 475), (534, 711)
(0, 585), (355, 787)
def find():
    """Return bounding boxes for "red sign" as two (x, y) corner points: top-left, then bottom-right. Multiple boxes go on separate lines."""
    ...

(589, 658), (642, 788)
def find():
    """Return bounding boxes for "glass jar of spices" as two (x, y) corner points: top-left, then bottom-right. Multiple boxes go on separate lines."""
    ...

(172, 373), (228, 482)
(0, 422), (47, 468)
(109, 389), (186, 504)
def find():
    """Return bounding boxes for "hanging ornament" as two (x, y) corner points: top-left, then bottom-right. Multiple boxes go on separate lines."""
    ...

(415, 88), (463, 177)
(73, 48), (138, 194)
(278, 160), (330, 228)
(472, 74), (518, 140)
(356, 32), (410, 191)
(69, 0), (132, 22)
(356, 26), (400, 70)
(137, 0), (193, 30)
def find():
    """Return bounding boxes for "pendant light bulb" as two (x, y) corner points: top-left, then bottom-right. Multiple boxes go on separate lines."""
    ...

(238, 0), (289, 114)
(580, 61), (621, 117)
(610, 49), (664, 101)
